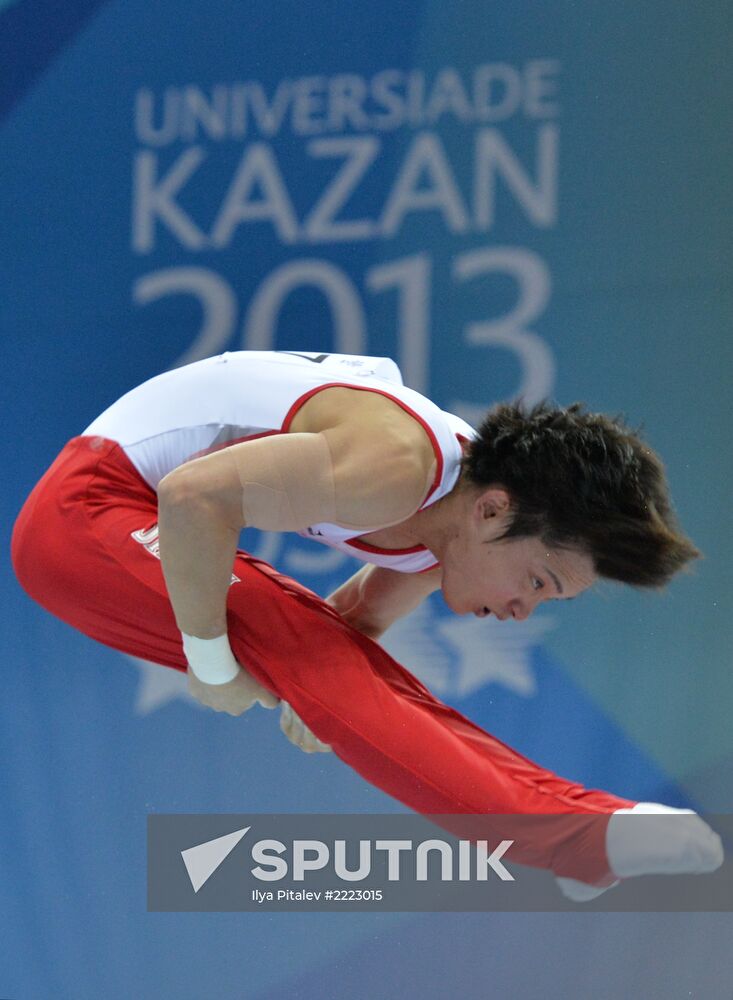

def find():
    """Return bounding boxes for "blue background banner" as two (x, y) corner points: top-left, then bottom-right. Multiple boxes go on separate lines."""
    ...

(2, 2), (731, 997)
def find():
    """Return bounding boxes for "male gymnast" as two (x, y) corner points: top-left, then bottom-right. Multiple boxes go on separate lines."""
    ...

(11, 349), (723, 899)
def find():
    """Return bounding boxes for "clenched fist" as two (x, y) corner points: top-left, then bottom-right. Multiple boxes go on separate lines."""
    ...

(280, 701), (332, 753)
(186, 664), (332, 755)
(187, 665), (279, 716)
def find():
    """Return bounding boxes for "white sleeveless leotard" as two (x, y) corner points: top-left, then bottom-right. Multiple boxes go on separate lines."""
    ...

(82, 350), (477, 573)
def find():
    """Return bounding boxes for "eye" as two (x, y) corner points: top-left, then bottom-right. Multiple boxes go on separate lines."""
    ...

(531, 577), (544, 591)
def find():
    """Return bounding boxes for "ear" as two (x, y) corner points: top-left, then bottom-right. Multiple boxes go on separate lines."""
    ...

(474, 485), (512, 521)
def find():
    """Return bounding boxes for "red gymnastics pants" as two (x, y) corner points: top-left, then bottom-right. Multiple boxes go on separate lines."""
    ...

(11, 435), (635, 887)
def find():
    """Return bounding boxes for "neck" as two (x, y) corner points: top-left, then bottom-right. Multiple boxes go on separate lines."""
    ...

(400, 484), (468, 560)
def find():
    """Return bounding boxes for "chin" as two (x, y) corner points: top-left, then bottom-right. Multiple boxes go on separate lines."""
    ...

(441, 584), (464, 615)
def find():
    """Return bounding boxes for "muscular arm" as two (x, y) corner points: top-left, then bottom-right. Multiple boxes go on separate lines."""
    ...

(156, 394), (435, 727)
(157, 426), (433, 640)
(325, 563), (443, 640)
(155, 491), (239, 639)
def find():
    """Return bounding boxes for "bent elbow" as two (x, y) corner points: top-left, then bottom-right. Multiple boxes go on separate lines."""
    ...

(157, 469), (193, 505)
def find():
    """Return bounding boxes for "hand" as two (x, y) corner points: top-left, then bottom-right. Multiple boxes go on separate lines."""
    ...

(279, 701), (332, 753)
(187, 665), (279, 716)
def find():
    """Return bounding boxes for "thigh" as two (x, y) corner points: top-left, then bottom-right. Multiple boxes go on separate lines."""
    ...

(12, 437), (185, 668)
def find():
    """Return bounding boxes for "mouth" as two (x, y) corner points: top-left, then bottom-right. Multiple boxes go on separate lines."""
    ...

(475, 607), (491, 618)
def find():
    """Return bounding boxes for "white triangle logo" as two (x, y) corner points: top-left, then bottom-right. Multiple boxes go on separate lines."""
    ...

(181, 826), (251, 893)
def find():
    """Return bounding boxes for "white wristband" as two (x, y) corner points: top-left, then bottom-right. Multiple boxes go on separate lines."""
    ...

(181, 632), (242, 685)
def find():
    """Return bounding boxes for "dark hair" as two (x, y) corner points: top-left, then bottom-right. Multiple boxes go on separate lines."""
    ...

(458, 401), (700, 588)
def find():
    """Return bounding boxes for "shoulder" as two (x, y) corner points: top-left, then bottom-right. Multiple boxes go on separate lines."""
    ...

(290, 384), (437, 476)
(291, 387), (438, 529)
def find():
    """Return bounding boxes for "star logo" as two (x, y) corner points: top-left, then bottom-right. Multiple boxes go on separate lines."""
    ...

(380, 602), (556, 700)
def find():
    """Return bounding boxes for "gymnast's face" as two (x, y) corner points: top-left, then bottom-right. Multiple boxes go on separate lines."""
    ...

(437, 486), (597, 620)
